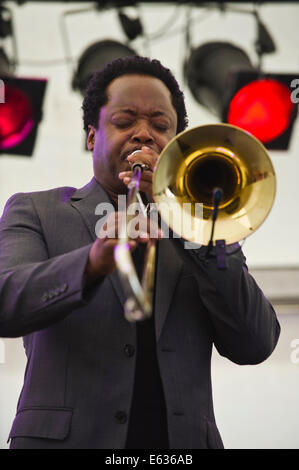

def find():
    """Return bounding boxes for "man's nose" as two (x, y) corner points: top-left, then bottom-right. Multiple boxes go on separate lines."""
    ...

(131, 122), (154, 144)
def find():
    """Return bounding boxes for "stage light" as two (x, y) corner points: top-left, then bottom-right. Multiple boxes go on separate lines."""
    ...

(185, 41), (298, 150)
(224, 71), (297, 149)
(72, 39), (136, 95)
(0, 64), (48, 156)
(117, 10), (143, 41)
(0, 4), (13, 40)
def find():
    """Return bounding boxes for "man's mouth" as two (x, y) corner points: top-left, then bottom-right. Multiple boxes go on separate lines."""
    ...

(121, 147), (142, 161)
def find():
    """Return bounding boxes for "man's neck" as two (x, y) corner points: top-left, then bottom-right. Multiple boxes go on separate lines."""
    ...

(94, 176), (127, 208)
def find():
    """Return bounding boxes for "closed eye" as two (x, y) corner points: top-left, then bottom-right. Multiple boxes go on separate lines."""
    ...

(154, 123), (169, 131)
(113, 119), (134, 129)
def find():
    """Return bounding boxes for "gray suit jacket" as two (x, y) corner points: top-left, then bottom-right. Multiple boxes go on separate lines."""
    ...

(0, 177), (280, 449)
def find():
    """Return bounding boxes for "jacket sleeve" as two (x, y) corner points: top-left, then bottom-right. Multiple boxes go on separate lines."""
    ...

(179, 242), (280, 365)
(0, 193), (92, 337)
(199, 246), (280, 365)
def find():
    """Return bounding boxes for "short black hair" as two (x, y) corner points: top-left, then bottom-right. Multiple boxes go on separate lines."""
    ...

(82, 55), (188, 134)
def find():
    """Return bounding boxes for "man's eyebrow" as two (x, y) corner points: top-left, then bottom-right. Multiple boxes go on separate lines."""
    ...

(116, 108), (169, 118)
(150, 111), (168, 118)
(117, 108), (137, 116)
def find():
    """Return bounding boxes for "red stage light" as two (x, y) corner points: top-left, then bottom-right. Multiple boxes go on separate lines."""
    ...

(227, 79), (294, 143)
(0, 76), (47, 156)
(0, 84), (34, 150)
(185, 41), (298, 149)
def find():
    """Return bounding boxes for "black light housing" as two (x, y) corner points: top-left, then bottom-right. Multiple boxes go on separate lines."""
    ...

(185, 41), (298, 150)
(72, 39), (136, 95)
(118, 10), (143, 41)
(0, 40), (47, 157)
(0, 74), (47, 156)
(185, 42), (253, 116)
(0, 5), (48, 157)
(0, 47), (12, 75)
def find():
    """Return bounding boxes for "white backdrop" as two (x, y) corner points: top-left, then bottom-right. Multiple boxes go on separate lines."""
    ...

(0, 1), (299, 449)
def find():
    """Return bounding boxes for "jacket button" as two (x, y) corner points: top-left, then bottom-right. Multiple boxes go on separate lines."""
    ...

(124, 344), (135, 357)
(115, 411), (127, 424)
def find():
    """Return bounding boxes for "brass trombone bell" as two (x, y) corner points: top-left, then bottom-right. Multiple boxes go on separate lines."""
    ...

(114, 123), (276, 322)
(152, 123), (276, 246)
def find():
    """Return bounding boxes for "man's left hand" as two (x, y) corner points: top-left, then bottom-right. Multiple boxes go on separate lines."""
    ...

(118, 145), (159, 200)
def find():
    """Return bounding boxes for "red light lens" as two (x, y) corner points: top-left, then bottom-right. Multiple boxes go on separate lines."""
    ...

(227, 79), (294, 143)
(0, 85), (34, 150)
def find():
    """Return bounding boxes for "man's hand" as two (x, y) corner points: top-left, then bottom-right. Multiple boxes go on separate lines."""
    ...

(85, 210), (162, 286)
(118, 146), (159, 200)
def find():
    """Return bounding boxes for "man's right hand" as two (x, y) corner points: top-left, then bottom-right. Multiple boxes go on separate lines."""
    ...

(84, 211), (162, 286)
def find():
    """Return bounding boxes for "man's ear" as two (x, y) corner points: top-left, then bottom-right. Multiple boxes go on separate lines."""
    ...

(87, 125), (95, 151)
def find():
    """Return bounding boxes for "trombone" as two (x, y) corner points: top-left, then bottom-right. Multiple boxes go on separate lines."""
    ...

(114, 123), (276, 322)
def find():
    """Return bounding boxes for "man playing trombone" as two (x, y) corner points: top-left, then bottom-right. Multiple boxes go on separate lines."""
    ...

(0, 56), (280, 449)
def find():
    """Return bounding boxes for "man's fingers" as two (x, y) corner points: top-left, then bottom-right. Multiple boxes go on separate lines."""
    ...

(119, 170), (153, 182)
(126, 146), (158, 172)
(119, 171), (154, 200)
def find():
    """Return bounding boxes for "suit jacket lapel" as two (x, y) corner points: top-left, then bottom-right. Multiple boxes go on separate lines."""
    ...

(70, 177), (112, 241)
(154, 238), (183, 341)
(70, 177), (126, 307)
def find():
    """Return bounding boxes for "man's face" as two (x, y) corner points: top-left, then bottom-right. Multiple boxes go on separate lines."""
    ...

(87, 74), (178, 199)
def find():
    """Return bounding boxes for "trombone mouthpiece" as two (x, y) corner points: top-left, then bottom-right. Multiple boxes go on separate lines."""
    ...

(132, 162), (151, 172)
